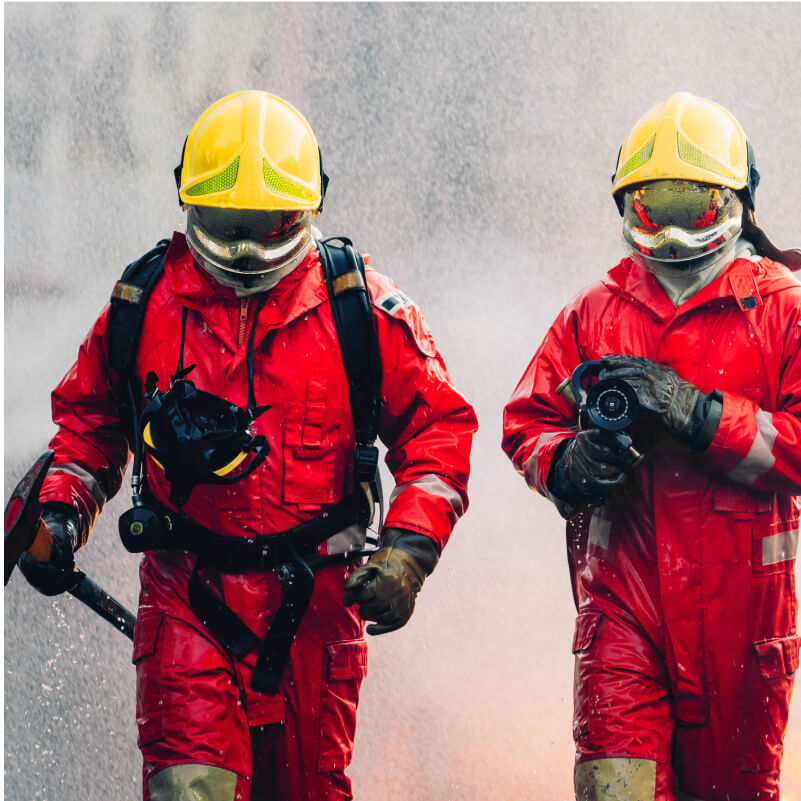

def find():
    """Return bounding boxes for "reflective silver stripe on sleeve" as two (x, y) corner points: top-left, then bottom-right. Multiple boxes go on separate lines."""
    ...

(522, 431), (560, 493)
(47, 462), (106, 508)
(726, 410), (777, 485)
(389, 474), (465, 520)
(762, 527), (800, 566)
(588, 508), (612, 550)
(325, 523), (367, 556)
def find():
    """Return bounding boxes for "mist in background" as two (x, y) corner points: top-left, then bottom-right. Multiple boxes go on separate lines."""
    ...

(5, 4), (801, 800)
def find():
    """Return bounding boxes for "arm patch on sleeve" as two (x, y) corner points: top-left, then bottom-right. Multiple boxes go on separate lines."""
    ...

(376, 289), (415, 315)
(375, 289), (437, 358)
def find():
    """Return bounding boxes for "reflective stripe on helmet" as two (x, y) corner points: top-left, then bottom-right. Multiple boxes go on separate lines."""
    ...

(185, 156), (240, 197)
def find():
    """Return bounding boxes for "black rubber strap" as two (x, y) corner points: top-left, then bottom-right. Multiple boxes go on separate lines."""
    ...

(107, 240), (170, 446)
(317, 237), (381, 447)
(144, 491), (369, 694)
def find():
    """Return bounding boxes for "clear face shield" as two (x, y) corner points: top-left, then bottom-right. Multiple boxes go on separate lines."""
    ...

(185, 206), (313, 295)
(621, 180), (744, 276)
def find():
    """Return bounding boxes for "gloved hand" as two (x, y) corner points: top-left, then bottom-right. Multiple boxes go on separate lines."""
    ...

(342, 527), (439, 635)
(547, 428), (640, 516)
(598, 355), (706, 442)
(18, 503), (81, 596)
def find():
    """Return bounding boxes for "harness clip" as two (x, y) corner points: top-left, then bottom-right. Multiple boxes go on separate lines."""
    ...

(354, 444), (379, 483)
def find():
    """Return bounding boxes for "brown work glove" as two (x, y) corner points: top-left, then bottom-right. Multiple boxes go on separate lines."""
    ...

(598, 355), (707, 443)
(342, 527), (439, 635)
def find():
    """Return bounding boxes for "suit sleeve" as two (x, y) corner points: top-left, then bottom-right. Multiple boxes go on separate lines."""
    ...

(369, 276), (477, 553)
(501, 304), (583, 500)
(703, 297), (801, 493)
(37, 304), (131, 545)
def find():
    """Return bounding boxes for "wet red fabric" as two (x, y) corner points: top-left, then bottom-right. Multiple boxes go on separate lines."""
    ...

(40, 232), (476, 798)
(503, 256), (801, 800)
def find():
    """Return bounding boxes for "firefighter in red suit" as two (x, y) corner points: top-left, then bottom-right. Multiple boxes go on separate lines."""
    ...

(18, 91), (477, 801)
(502, 93), (801, 800)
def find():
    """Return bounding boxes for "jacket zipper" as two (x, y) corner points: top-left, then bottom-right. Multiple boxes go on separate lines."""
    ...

(237, 298), (249, 348)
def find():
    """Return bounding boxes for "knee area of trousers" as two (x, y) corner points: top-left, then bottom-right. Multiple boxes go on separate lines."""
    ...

(575, 757), (656, 801)
(148, 764), (239, 801)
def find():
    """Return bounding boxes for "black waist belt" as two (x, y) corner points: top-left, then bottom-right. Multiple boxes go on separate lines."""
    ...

(121, 491), (368, 694)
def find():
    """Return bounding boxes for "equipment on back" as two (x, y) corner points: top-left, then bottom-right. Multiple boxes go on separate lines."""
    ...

(612, 92), (800, 271)
(108, 234), (381, 694)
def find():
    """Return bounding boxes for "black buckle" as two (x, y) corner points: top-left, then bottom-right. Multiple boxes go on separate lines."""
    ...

(354, 444), (379, 483)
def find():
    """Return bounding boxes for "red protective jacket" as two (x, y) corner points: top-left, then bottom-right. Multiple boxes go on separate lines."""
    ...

(39, 232), (476, 738)
(503, 256), (800, 785)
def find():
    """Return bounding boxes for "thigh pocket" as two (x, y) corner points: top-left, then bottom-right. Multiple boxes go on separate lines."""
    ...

(572, 609), (604, 742)
(316, 639), (368, 773)
(132, 610), (166, 747)
(739, 634), (801, 773)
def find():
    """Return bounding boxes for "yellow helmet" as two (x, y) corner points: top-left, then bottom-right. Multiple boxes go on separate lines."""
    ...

(611, 92), (758, 213)
(611, 93), (800, 271)
(176, 90), (325, 211)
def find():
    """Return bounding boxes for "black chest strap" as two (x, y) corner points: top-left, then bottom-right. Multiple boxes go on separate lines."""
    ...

(107, 239), (170, 449)
(316, 237), (382, 483)
(122, 489), (371, 695)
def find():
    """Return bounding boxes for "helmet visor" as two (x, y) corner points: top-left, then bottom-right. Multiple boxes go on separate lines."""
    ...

(186, 206), (312, 291)
(622, 180), (743, 265)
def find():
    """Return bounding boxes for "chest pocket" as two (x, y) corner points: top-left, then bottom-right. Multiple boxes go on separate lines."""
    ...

(282, 380), (347, 506)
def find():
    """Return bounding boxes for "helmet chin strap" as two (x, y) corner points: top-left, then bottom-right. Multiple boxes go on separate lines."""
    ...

(650, 236), (757, 307)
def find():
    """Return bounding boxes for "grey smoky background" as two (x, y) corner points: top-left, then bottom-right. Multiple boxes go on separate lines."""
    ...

(5, 4), (801, 799)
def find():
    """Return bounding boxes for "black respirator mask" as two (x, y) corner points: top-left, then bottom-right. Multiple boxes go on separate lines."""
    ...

(140, 367), (269, 508)
(126, 302), (271, 511)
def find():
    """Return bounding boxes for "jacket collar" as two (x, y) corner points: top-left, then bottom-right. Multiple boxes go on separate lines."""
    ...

(603, 256), (799, 324)
(163, 231), (328, 353)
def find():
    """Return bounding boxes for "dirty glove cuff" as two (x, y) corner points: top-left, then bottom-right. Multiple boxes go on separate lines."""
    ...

(688, 389), (723, 452)
(17, 503), (80, 597)
(379, 527), (439, 576)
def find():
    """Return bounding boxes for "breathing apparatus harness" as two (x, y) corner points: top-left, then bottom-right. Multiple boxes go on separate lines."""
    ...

(108, 237), (382, 694)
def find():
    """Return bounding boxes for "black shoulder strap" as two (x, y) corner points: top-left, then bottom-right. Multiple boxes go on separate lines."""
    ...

(317, 237), (382, 483)
(107, 239), (170, 445)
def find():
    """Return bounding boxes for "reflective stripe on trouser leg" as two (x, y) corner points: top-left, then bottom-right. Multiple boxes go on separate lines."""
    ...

(575, 758), (657, 801)
(148, 764), (237, 801)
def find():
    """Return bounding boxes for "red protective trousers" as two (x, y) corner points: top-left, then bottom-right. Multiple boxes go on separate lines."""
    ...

(503, 256), (801, 800)
(40, 233), (477, 799)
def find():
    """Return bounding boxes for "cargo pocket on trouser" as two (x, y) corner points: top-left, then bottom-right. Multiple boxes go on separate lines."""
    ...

(316, 639), (369, 773)
(132, 611), (166, 748)
(572, 609), (605, 746)
(739, 634), (801, 774)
